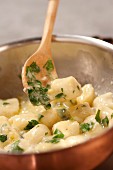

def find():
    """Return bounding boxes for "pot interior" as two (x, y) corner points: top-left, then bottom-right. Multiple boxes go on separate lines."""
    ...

(0, 36), (113, 99)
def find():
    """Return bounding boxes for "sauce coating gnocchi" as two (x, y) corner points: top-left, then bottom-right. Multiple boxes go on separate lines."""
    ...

(0, 76), (113, 153)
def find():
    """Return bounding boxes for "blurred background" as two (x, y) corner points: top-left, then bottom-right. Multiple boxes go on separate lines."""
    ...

(0, 0), (113, 45)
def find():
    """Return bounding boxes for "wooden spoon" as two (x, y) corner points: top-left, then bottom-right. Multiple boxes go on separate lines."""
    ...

(22, 0), (59, 89)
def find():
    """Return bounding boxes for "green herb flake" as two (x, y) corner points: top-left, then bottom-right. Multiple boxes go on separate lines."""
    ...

(11, 140), (24, 153)
(43, 59), (54, 72)
(27, 87), (50, 109)
(0, 135), (7, 142)
(80, 122), (94, 133)
(55, 93), (66, 99)
(26, 62), (40, 75)
(61, 88), (63, 92)
(45, 132), (48, 136)
(24, 120), (39, 130)
(26, 62), (51, 110)
(77, 85), (80, 90)
(95, 110), (109, 127)
(46, 84), (51, 89)
(102, 116), (109, 127)
(53, 129), (64, 139)
(95, 109), (101, 124)
(38, 114), (44, 121)
(46, 129), (64, 144)
(46, 138), (60, 144)
(111, 113), (113, 119)
(3, 102), (10, 106)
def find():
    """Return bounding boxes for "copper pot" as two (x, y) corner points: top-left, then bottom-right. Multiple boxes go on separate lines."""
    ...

(0, 35), (113, 170)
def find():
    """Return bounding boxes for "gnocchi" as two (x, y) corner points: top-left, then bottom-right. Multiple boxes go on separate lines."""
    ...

(0, 76), (113, 153)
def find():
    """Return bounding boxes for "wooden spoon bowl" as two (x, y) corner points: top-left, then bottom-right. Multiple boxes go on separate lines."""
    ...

(22, 0), (59, 89)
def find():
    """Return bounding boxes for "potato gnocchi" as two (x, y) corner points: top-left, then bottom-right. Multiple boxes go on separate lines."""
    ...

(0, 76), (113, 153)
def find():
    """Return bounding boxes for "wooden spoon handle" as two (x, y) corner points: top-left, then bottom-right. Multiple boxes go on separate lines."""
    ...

(40, 0), (59, 51)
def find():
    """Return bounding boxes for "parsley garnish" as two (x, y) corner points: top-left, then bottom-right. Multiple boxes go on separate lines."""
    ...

(55, 93), (66, 99)
(43, 59), (54, 72)
(27, 87), (50, 109)
(45, 132), (48, 136)
(26, 62), (51, 109)
(77, 85), (80, 90)
(47, 138), (60, 144)
(0, 135), (7, 142)
(53, 129), (64, 138)
(26, 62), (40, 75)
(111, 113), (113, 119)
(95, 109), (101, 124)
(61, 88), (63, 92)
(11, 140), (24, 153)
(102, 116), (109, 127)
(24, 120), (39, 130)
(46, 129), (64, 144)
(3, 102), (9, 105)
(80, 122), (94, 133)
(38, 114), (44, 121)
(95, 109), (109, 127)
(46, 84), (51, 89)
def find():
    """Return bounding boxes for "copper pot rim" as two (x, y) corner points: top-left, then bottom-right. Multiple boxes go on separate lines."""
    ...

(0, 34), (113, 52)
(0, 34), (113, 156)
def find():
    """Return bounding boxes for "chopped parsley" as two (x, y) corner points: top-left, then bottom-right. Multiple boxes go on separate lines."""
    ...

(38, 114), (44, 121)
(0, 135), (7, 142)
(46, 129), (64, 144)
(26, 62), (40, 75)
(53, 129), (64, 138)
(24, 120), (39, 130)
(43, 59), (54, 72)
(3, 102), (9, 105)
(61, 88), (63, 92)
(95, 109), (101, 124)
(47, 138), (60, 144)
(95, 109), (109, 127)
(45, 132), (48, 136)
(27, 87), (50, 109)
(80, 122), (94, 133)
(11, 140), (24, 153)
(26, 62), (51, 109)
(111, 113), (113, 119)
(46, 84), (51, 89)
(102, 116), (109, 127)
(77, 85), (80, 90)
(55, 93), (66, 99)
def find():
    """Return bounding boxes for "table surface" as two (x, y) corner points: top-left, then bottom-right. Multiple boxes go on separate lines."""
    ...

(0, 0), (113, 169)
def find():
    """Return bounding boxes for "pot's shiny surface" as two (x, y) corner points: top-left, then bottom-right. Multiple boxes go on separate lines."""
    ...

(0, 35), (113, 170)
